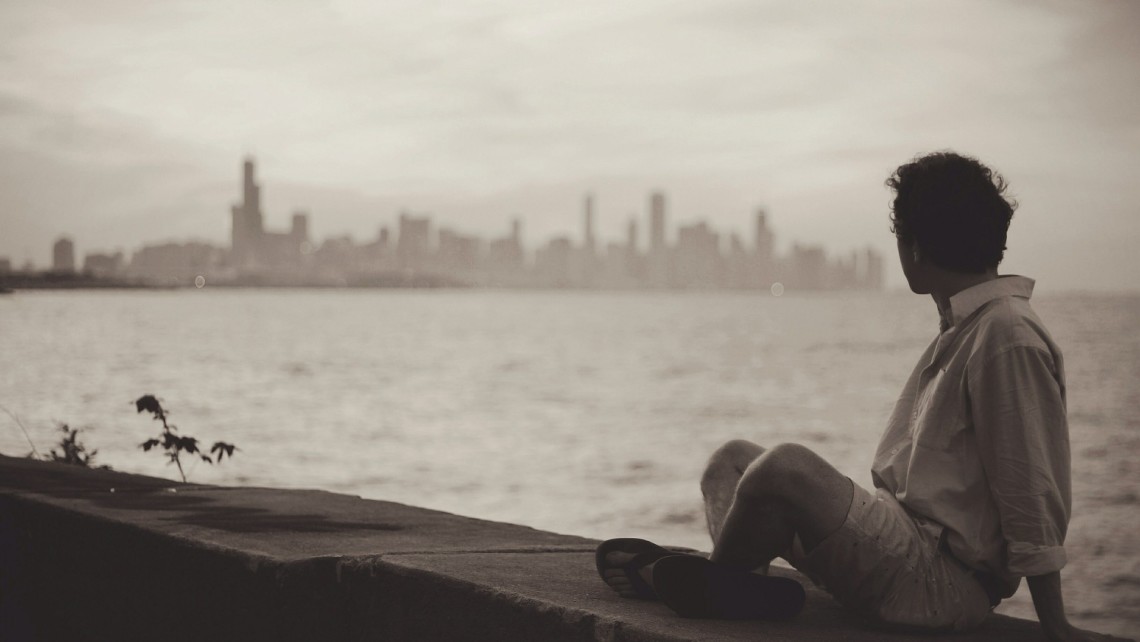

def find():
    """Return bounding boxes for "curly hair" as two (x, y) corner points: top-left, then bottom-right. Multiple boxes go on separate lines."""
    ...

(886, 151), (1017, 273)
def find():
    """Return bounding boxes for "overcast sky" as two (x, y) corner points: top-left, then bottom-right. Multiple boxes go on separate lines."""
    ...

(1, 0), (1137, 291)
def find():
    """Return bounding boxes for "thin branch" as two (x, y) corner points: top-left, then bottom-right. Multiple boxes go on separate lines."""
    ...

(0, 403), (40, 458)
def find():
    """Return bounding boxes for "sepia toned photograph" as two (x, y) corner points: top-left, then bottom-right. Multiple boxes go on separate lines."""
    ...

(1, 1), (1137, 640)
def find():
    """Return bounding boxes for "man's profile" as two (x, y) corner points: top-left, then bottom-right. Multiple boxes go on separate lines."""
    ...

(597, 151), (1117, 641)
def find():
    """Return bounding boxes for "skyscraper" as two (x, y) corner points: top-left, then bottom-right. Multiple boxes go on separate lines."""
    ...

(231, 157), (264, 267)
(52, 237), (75, 273)
(583, 193), (595, 256)
(754, 208), (773, 263)
(647, 191), (668, 287)
(397, 212), (432, 270)
(649, 191), (666, 252)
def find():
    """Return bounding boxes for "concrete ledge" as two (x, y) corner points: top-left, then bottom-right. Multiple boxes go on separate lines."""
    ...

(0, 455), (1043, 641)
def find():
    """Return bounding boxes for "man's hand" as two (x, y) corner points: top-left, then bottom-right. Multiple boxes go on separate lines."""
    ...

(1047, 625), (1133, 642)
(1027, 572), (1134, 642)
(1053, 629), (1135, 642)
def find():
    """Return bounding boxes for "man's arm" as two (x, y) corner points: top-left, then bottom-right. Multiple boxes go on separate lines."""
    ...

(1029, 572), (1129, 641)
(969, 346), (1072, 634)
(1028, 572), (1074, 640)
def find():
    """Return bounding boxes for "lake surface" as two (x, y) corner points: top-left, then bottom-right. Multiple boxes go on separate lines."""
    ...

(1, 288), (1137, 635)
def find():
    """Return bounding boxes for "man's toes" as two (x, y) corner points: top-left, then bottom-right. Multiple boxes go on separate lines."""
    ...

(605, 576), (632, 589)
(604, 551), (638, 567)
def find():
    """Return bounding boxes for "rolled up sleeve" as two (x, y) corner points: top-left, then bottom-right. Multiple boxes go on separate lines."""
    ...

(969, 345), (1071, 577)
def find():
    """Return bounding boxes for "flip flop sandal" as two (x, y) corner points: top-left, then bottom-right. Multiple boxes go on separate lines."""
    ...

(652, 554), (806, 620)
(595, 537), (680, 600)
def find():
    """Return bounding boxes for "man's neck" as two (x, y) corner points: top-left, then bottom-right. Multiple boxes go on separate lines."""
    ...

(930, 270), (999, 326)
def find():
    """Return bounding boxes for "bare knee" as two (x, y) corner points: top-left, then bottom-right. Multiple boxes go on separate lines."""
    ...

(701, 439), (763, 494)
(735, 442), (820, 504)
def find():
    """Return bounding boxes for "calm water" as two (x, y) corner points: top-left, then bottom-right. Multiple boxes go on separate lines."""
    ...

(1, 289), (1137, 636)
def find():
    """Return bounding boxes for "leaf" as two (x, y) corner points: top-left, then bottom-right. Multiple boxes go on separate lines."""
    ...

(200, 455), (213, 464)
(140, 439), (160, 452)
(210, 442), (237, 461)
(178, 436), (199, 454)
(135, 395), (161, 415)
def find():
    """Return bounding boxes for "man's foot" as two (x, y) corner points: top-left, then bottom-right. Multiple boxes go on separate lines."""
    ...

(652, 555), (806, 620)
(595, 538), (681, 600)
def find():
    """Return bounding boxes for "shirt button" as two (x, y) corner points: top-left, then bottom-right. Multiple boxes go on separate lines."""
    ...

(891, 448), (899, 455)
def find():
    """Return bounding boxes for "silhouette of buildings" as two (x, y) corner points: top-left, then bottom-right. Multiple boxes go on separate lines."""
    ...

(48, 156), (887, 291)
(231, 158), (310, 272)
(396, 212), (432, 271)
(83, 252), (124, 277)
(647, 191), (668, 287)
(52, 237), (75, 273)
(485, 219), (525, 283)
(127, 242), (225, 284)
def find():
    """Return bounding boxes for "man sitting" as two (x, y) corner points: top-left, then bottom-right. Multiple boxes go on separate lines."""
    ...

(599, 151), (1110, 641)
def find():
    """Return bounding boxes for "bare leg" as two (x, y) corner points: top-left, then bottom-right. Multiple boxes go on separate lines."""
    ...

(603, 441), (852, 599)
(701, 441), (853, 571)
(701, 439), (765, 544)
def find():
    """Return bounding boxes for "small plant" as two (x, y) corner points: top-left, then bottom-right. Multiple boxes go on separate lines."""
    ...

(136, 394), (236, 483)
(44, 423), (110, 469)
(4, 403), (109, 469)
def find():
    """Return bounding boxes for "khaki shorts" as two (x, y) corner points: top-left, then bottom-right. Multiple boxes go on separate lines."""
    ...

(785, 482), (993, 632)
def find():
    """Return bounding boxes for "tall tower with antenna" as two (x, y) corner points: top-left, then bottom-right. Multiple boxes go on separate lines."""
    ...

(231, 157), (265, 267)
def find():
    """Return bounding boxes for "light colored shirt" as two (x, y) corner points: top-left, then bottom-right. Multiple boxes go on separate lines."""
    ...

(872, 276), (1071, 597)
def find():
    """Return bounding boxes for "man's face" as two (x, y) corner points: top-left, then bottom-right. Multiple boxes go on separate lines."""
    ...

(896, 236), (929, 294)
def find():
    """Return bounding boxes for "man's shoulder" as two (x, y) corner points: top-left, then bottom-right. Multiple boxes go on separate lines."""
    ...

(965, 296), (1059, 361)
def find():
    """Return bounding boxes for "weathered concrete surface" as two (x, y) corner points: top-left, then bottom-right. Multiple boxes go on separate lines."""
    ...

(0, 455), (1044, 641)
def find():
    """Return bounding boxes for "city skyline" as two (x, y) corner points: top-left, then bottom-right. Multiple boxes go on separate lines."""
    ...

(2, 1), (1138, 291)
(21, 156), (884, 292)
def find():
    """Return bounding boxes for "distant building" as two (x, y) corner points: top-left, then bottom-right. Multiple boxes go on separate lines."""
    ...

(754, 210), (774, 263)
(312, 235), (360, 277)
(83, 251), (124, 277)
(625, 216), (642, 280)
(725, 232), (751, 289)
(649, 192), (666, 252)
(580, 193), (598, 286)
(396, 212), (432, 270)
(230, 159), (263, 267)
(647, 191), (668, 287)
(534, 236), (573, 287)
(230, 158), (309, 271)
(674, 221), (722, 289)
(750, 209), (776, 289)
(358, 226), (393, 272)
(486, 219), (525, 283)
(788, 244), (827, 291)
(437, 228), (480, 275)
(52, 237), (75, 273)
(129, 242), (224, 284)
(0, 257), (11, 274)
(857, 247), (885, 290)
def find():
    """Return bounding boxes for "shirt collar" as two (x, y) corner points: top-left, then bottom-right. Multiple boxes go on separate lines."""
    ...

(944, 275), (1035, 330)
